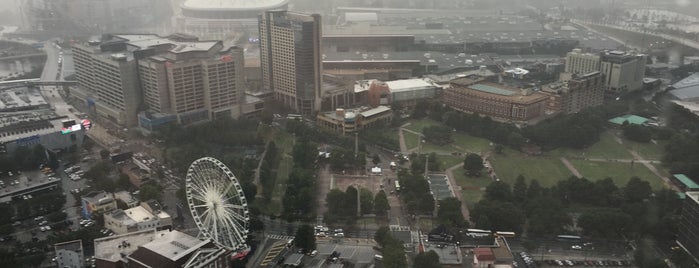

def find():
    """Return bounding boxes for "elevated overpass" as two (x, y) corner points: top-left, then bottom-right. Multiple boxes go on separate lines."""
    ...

(0, 79), (77, 90)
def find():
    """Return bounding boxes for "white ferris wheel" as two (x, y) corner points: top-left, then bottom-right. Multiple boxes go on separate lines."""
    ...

(185, 157), (250, 250)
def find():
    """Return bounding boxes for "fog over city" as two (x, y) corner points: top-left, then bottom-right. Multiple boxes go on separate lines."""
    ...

(1, 0), (699, 267)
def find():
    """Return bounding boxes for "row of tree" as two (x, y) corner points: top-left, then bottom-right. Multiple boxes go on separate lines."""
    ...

(324, 186), (391, 224)
(281, 139), (318, 221)
(397, 169), (435, 215)
(469, 175), (680, 241)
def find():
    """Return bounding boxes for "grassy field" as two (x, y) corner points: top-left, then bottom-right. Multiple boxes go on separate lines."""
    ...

(452, 168), (493, 207)
(452, 133), (492, 153)
(403, 130), (420, 150)
(403, 118), (442, 133)
(624, 139), (667, 160)
(490, 150), (573, 187)
(550, 131), (632, 160)
(435, 155), (464, 170)
(569, 159), (665, 190)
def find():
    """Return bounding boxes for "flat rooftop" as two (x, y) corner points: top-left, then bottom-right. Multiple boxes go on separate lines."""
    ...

(94, 229), (164, 263)
(0, 87), (47, 111)
(139, 230), (208, 262)
(385, 78), (438, 92)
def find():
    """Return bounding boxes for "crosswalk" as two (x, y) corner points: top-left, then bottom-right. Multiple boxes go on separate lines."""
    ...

(267, 234), (295, 240)
(260, 241), (287, 266)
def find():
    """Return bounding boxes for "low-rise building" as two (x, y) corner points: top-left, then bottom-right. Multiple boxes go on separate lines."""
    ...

(316, 106), (393, 135)
(673, 174), (699, 192)
(81, 191), (117, 219)
(104, 201), (172, 234)
(443, 77), (550, 124)
(54, 240), (84, 268)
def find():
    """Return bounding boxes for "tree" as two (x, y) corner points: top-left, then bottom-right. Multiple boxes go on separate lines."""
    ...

(294, 225), (316, 253)
(423, 125), (453, 146)
(512, 175), (527, 204)
(374, 226), (392, 247)
(344, 186), (359, 218)
(463, 153), (483, 176)
(374, 190), (390, 216)
(578, 208), (632, 237)
(359, 188), (374, 215)
(623, 124), (652, 143)
(413, 251), (440, 268)
(437, 197), (467, 228)
(138, 184), (162, 201)
(624, 177), (652, 203)
(325, 189), (346, 221)
(484, 181), (512, 202)
(471, 200), (525, 233)
(527, 179), (542, 200)
(372, 154), (381, 166)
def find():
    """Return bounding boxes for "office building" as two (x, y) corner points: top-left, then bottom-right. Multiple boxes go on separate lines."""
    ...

(259, 11), (322, 115)
(542, 71), (604, 114)
(563, 49), (646, 95)
(678, 191), (699, 263)
(54, 240), (84, 268)
(600, 50), (646, 95)
(565, 48), (601, 75)
(73, 34), (246, 129)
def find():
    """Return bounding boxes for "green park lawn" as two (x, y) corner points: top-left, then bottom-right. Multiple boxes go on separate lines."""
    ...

(435, 155), (463, 170)
(403, 118), (442, 133)
(403, 130), (420, 150)
(489, 150), (573, 187)
(569, 159), (665, 190)
(550, 131), (632, 160)
(452, 168), (493, 206)
(624, 139), (667, 160)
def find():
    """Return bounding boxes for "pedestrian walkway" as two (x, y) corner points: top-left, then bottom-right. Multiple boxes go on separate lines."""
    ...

(560, 157), (583, 178)
(267, 234), (295, 240)
(259, 240), (287, 267)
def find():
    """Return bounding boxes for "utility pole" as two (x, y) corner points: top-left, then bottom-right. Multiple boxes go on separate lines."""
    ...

(354, 132), (358, 158)
(356, 183), (361, 217)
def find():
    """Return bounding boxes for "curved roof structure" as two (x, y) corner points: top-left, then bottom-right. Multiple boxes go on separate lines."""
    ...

(182, 0), (289, 11)
(181, 0), (289, 19)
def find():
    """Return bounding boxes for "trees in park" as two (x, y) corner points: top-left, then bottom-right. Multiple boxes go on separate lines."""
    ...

(374, 227), (407, 268)
(374, 190), (390, 216)
(398, 170), (435, 215)
(622, 124), (652, 143)
(413, 251), (441, 268)
(463, 153), (483, 176)
(294, 225), (316, 253)
(423, 125), (453, 146)
(437, 197), (467, 228)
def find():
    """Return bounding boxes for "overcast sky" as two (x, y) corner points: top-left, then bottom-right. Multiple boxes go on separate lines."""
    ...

(0, 0), (17, 12)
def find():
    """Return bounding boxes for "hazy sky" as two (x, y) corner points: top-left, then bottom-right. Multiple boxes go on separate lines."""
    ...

(0, 0), (18, 12)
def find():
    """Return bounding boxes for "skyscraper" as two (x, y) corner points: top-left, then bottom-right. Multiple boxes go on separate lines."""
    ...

(259, 11), (322, 115)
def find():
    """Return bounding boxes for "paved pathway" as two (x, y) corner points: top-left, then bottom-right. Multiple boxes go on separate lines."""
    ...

(629, 150), (681, 192)
(445, 163), (473, 226)
(560, 157), (583, 178)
